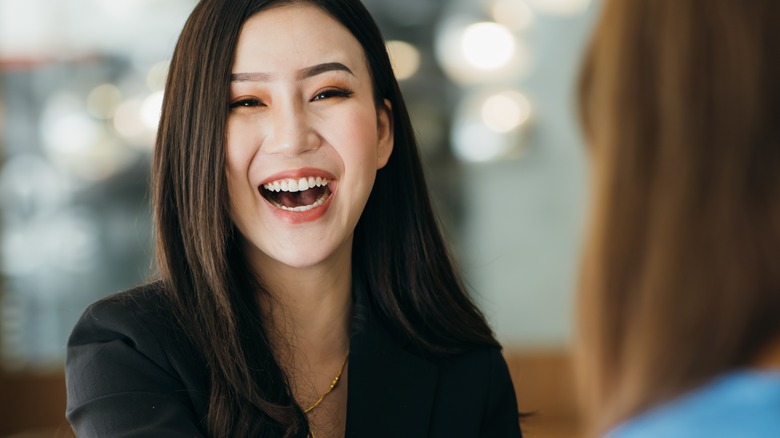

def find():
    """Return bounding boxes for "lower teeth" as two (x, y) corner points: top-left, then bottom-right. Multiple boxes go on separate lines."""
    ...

(273, 191), (329, 212)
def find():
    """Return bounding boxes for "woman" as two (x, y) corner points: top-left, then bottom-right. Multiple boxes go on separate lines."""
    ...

(576, 0), (780, 436)
(65, 0), (521, 437)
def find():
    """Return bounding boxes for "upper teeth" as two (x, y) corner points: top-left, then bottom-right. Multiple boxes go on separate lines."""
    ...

(263, 177), (330, 193)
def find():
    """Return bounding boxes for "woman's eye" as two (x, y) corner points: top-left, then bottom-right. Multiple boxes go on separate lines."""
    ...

(229, 98), (263, 109)
(311, 88), (354, 102)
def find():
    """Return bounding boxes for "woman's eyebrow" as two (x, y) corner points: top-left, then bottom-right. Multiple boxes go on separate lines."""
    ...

(298, 62), (354, 80)
(231, 62), (355, 83)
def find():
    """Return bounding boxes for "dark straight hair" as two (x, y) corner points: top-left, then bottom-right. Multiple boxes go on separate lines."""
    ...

(153, 0), (499, 436)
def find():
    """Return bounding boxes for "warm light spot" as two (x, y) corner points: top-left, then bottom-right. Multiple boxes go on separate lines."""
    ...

(113, 97), (145, 139)
(481, 92), (532, 133)
(141, 91), (164, 131)
(386, 40), (421, 81)
(526, 0), (591, 16)
(435, 16), (532, 85)
(461, 22), (516, 70)
(146, 60), (170, 91)
(491, 0), (535, 31)
(87, 83), (122, 119)
(452, 90), (533, 163)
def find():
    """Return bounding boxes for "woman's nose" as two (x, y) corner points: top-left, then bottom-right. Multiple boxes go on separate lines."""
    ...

(262, 101), (320, 156)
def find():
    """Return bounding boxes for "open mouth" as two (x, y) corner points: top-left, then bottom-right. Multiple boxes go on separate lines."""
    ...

(259, 176), (332, 212)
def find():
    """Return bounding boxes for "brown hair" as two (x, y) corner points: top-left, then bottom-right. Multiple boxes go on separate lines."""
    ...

(153, 0), (498, 436)
(576, 0), (780, 434)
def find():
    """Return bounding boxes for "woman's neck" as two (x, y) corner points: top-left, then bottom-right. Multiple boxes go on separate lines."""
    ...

(253, 245), (353, 426)
(256, 248), (353, 366)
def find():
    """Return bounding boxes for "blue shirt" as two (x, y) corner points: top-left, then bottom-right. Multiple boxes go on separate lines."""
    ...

(606, 370), (780, 438)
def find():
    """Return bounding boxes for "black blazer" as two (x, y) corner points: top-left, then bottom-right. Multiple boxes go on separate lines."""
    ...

(66, 281), (522, 437)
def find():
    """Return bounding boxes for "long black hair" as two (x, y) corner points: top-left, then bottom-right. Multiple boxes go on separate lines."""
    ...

(153, 0), (499, 436)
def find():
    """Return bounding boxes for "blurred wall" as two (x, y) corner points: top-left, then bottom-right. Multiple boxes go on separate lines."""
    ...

(461, 6), (598, 347)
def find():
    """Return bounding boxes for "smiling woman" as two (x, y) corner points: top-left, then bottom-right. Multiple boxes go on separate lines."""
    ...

(63, 1), (522, 437)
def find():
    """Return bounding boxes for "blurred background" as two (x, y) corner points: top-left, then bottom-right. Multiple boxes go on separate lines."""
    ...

(0, 0), (598, 436)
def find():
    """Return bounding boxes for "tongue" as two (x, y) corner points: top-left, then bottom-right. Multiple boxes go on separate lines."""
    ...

(277, 188), (321, 208)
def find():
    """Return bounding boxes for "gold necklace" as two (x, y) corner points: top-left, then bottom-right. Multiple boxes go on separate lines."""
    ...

(303, 354), (349, 414)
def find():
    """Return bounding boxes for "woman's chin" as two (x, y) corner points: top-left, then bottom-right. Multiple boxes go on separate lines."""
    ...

(250, 242), (353, 274)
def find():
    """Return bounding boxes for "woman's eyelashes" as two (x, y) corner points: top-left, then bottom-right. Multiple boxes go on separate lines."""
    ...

(229, 87), (355, 110)
(311, 87), (354, 101)
(229, 98), (264, 110)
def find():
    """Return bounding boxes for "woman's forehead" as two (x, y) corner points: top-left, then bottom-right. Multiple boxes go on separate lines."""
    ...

(232, 3), (367, 77)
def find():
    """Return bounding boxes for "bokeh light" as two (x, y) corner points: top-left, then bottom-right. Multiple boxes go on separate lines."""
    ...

(461, 22), (515, 70)
(146, 59), (169, 91)
(526, 0), (591, 16)
(490, 0), (535, 32)
(41, 93), (102, 157)
(87, 83), (123, 119)
(435, 16), (531, 85)
(140, 90), (164, 132)
(40, 91), (140, 180)
(113, 96), (152, 147)
(452, 90), (533, 163)
(481, 91), (532, 133)
(386, 40), (421, 81)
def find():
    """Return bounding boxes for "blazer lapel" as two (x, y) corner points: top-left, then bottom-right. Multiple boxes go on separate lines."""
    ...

(345, 276), (439, 438)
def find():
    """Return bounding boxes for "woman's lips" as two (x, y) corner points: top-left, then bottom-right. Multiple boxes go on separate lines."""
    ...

(257, 168), (336, 223)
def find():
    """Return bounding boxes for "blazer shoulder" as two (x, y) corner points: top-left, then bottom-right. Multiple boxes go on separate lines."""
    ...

(67, 280), (186, 369)
(70, 281), (175, 341)
(66, 282), (208, 436)
(429, 345), (522, 437)
(79, 281), (168, 320)
(428, 344), (505, 371)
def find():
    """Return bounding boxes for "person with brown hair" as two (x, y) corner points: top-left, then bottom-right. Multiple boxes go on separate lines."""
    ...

(575, 0), (780, 436)
(64, 1), (522, 437)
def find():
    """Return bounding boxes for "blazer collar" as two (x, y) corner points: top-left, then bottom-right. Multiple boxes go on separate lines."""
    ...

(345, 271), (439, 437)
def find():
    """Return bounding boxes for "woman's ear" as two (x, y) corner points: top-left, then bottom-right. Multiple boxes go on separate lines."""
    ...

(376, 99), (394, 169)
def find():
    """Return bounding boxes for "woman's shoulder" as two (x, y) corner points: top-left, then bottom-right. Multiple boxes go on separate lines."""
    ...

(427, 346), (521, 436)
(66, 282), (209, 435)
(81, 280), (170, 316)
(70, 281), (176, 341)
(67, 281), (197, 378)
(607, 370), (780, 438)
(427, 344), (506, 373)
(431, 345), (515, 400)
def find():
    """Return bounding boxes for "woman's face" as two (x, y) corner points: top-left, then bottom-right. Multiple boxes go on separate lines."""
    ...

(226, 3), (393, 274)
